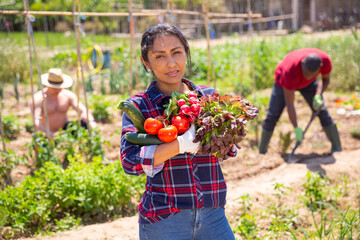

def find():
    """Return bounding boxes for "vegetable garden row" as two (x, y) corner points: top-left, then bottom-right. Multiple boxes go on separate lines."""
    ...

(0, 29), (360, 238)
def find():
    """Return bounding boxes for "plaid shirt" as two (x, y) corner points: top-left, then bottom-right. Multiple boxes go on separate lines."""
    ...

(120, 78), (237, 224)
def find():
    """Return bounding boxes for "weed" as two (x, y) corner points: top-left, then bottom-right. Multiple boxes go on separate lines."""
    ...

(0, 158), (145, 237)
(302, 171), (329, 211)
(0, 150), (26, 188)
(350, 127), (360, 139)
(1, 114), (20, 140)
(278, 131), (292, 155)
(89, 94), (112, 123)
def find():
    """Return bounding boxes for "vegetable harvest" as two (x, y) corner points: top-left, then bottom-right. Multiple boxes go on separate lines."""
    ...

(194, 93), (259, 159)
(117, 92), (259, 157)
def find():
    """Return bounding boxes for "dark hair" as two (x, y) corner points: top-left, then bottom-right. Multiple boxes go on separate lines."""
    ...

(302, 53), (322, 73)
(140, 23), (191, 72)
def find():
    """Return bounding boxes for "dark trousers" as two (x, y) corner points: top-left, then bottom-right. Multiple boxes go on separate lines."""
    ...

(262, 80), (333, 132)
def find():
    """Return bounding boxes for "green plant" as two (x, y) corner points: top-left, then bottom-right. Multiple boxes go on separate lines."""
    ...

(0, 150), (26, 188)
(246, 92), (270, 145)
(24, 119), (34, 133)
(90, 95), (112, 123)
(51, 50), (77, 68)
(55, 122), (110, 164)
(2, 114), (20, 140)
(0, 206), (7, 233)
(0, 40), (28, 86)
(279, 131), (292, 155)
(302, 171), (330, 211)
(233, 194), (260, 239)
(350, 127), (360, 139)
(27, 131), (60, 169)
(0, 158), (145, 238)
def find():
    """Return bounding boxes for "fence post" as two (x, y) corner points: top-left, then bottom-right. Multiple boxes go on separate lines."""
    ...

(292, 0), (299, 31)
(128, 0), (134, 95)
(72, 0), (92, 135)
(202, 0), (215, 88)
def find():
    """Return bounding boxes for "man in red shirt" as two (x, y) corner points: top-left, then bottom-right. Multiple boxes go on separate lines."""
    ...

(259, 48), (341, 155)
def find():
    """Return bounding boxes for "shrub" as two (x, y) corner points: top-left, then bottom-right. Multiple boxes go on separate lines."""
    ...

(1, 114), (20, 140)
(24, 119), (34, 133)
(0, 158), (145, 238)
(350, 127), (360, 139)
(89, 95), (112, 123)
(51, 50), (77, 68)
(27, 124), (109, 169)
(0, 150), (26, 188)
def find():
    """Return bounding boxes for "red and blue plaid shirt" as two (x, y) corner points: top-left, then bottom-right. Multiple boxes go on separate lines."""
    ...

(120, 78), (237, 224)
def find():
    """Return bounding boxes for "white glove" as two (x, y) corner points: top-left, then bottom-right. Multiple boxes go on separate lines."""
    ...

(177, 125), (200, 154)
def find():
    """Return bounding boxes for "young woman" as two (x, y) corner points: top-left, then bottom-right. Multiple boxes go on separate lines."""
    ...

(120, 23), (237, 240)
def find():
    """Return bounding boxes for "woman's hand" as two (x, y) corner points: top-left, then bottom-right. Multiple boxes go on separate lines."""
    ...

(177, 125), (200, 154)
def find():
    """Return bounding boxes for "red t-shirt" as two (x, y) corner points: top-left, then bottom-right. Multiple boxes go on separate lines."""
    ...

(275, 48), (332, 90)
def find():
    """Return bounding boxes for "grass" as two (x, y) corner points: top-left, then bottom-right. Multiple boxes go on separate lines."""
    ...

(4, 32), (128, 50)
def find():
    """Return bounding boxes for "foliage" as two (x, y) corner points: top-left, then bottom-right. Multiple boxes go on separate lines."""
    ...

(1, 114), (20, 140)
(27, 123), (109, 169)
(89, 94), (112, 123)
(233, 194), (260, 239)
(278, 131), (292, 155)
(350, 127), (360, 139)
(193, 93), (259, 159)
(246, 92), (270, 141)
(5, 31), (359, 95)
(24, 119), (34, 133)
(54, 123), (109, 164)
(302, 171), (343, 212)
(0, 40), (28, 85)
(51, 50), (77, 69)
(313, 34), (360, 92)
(27, 131), (60, 169)
(232, 172), (359, 239)
(0, 150), (26, 188)
(0, 158), (145, 238)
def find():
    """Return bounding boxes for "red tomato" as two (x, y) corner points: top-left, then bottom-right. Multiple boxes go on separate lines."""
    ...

(171, 115), (190, 134)
(144, 118), (163, 135)
(158, 125), (178, 143)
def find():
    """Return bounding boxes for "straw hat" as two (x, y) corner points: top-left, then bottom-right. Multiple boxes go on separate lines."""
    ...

(41, 68), (73, 89)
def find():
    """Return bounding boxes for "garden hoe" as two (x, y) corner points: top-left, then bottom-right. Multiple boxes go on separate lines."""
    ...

(288, 104), (324, 163)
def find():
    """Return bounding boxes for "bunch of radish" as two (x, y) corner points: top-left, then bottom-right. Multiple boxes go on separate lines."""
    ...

(143, 91), (202, 143)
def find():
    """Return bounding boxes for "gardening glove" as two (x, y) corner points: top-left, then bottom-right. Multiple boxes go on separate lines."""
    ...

(177, 124), (200, 154)
(294, 127), (303, 142)
(312, 95), (324, 111)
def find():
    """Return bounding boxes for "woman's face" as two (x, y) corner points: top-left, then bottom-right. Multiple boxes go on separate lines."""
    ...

(143, 35), (187, 87)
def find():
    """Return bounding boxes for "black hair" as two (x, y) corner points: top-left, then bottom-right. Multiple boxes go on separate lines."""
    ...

(302, 53), (322, 73)
(140, 23), (191, 72)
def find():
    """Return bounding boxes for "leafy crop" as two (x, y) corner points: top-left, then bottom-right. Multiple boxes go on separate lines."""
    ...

(194, 93), (259, 159)
(1, 114), (20, 140)
(90, 94), (112, 123)
(0, 158), (145, 238)
(27, 123), (109, 169)
(350, 127), (360, 139)
(0, 150), (26, 188)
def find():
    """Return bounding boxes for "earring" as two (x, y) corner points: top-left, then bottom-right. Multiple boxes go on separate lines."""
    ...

(147, 68), (151, 72)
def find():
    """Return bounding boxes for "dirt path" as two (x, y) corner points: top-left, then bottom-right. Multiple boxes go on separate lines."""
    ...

(22, 148), (360, 240)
